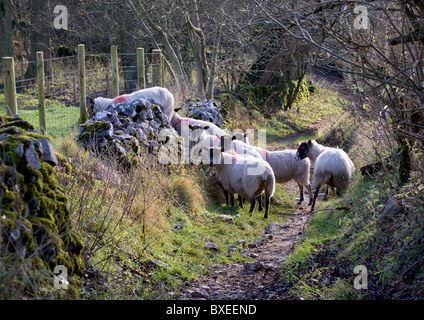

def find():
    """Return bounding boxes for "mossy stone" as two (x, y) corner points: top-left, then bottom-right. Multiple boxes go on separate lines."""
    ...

(0, 114), (84, 299)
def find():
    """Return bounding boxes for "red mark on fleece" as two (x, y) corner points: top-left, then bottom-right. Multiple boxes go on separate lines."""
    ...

(257, 147), (268, 161)
(114, 96), (127, 104)
(178, 118), (190, 125)
(319, 148), (328, 155)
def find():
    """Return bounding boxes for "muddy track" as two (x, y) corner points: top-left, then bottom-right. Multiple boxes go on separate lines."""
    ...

(176, 180), (311, 300)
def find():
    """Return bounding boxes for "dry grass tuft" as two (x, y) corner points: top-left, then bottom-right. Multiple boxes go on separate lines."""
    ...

(171, 175), (205, 213)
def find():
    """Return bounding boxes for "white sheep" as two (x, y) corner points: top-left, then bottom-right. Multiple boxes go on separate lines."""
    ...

(234, 143), (313, 205)
(204, 146), (276, 218)
(170, 111), (229, 138)
(187, 130), (264, 210)
(295, 139), (355, 212)
(89, 86), (175, 121)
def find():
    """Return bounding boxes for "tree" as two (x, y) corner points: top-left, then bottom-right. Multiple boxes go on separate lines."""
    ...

(250, 0), (423, 184)
(0, 0), (13, 58)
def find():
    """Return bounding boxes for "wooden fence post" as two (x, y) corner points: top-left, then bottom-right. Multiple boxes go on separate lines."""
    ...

(36, 51), (46, 134)
(2, 57), (18, 116)
(111, 45), (119, 97)
(152, 49), (163, 87)
(137, 47), (146, 89)
(73, 71), (77, 103)
(78, 44), (87, 123)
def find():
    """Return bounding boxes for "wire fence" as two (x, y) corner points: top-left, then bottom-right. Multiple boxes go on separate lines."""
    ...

(0, 49), (165, 138)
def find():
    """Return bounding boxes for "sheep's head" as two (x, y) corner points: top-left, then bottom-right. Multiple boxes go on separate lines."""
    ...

(232, 132), (250, 144)
(189, 124), (210, 145)
(295, 140), (313, 161)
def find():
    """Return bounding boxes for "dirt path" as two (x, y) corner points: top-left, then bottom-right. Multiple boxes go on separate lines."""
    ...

(176, 178), (313, 300)
(269, 115), (340, 150)
(177, 181), (310, 300)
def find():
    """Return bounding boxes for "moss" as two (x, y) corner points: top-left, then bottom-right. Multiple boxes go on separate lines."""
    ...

(0, 119), (35, 131)
(79, 121), (111, 142)
(80, 120), (109, 132)
(0, 113), (84, 299)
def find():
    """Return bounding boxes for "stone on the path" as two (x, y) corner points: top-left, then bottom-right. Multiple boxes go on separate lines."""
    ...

(191, 290), (208, 299)
(264, 222), (278, 234)
(204, 242), (219, 251)
(146, 259), (170, 269)
(248, 240), (264, 248)
(262, 234), (273, 240)
(244, 261), (264, 273)
(210, 214), (234, 224)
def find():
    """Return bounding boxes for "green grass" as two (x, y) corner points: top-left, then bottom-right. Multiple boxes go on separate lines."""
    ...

(1, 93), (80, 138)
(81, 180), (296, 299)
(250, 83), (346, 146)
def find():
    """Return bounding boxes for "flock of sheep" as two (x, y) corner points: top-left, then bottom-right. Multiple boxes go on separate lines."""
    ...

(90, 86), (356, 218)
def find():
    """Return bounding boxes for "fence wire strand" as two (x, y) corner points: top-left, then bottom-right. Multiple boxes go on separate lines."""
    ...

(1, 51), (164, 137)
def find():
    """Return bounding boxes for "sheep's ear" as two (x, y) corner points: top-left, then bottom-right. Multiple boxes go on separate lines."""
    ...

(174, 107), (182, 113)
(308, 140), (312, 146)
(231, 136), (236, 141)
(88, 97), (94, 105)
(244, 133), (247, 138)
(203, 126), (209, 130)
(189, 124), (194, 129)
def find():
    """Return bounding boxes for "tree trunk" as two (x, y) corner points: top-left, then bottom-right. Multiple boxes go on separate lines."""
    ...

(206, 25), (222, 100)
(0, 0), (13, 58)
(25, 0), (51, 79)
(181, 0), (209, 98)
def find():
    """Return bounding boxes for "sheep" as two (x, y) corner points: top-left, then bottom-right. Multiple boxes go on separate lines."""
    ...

(295, 139), (355, 212)
(187, 130), (264, 208)
(232, 143), (313, 205)
(89, 86), (175, 121)
(170, 111), (229, 138)
(187, 130), (253, 208)
(204, 146), (276, 218)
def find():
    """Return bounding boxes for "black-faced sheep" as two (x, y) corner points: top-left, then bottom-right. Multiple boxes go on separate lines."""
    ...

(170, 111), (229, 138)
(295, 139), (355, 212)
(204, 147), (276, 218)
(232, 142), (313, 205)
(193, 132), (264, 209)
(89, 86), (175, 121)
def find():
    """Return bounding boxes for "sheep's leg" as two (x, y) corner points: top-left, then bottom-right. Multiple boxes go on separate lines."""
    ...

(238, 195), (245, 209)
(297, 183), (304, 204)
(323, 185), (329, 200)
(264, 191), (271, 219)
(249, 198), (256, 216)
(230, 194), (235, 207)
(336, 188), (341, 196)
(310, 187), (320, 213)
(257, 195), (263, 211)
(306, 184), (313, 206)
(224, 190), (229, 206)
